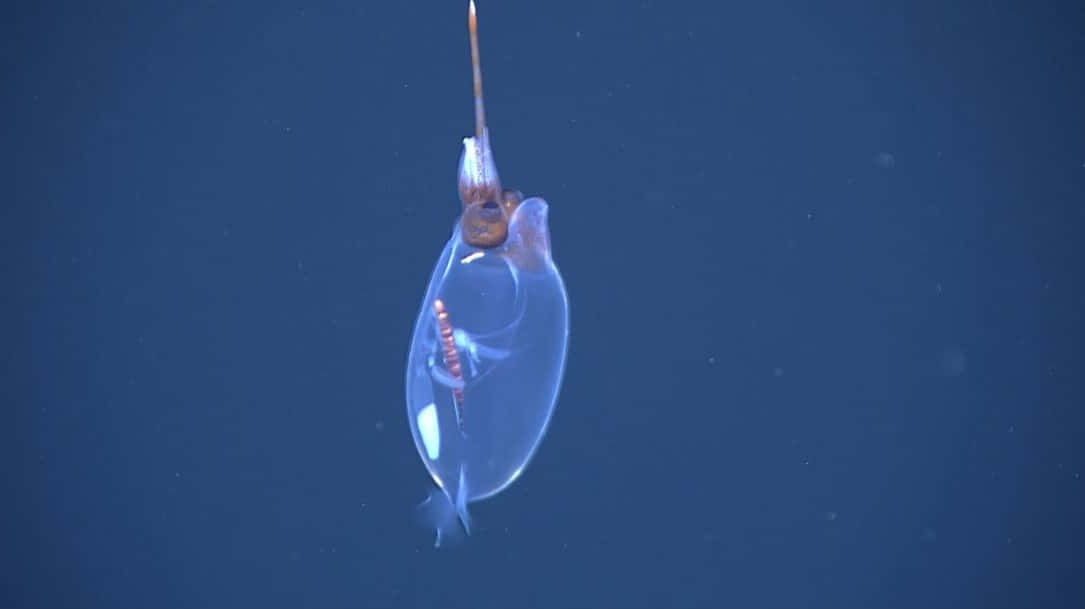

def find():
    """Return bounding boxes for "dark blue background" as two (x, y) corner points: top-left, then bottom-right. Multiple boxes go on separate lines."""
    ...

(8, 0), (1084, 607)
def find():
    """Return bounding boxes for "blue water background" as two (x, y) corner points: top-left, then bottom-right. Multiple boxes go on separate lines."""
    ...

(7, 1), (1084, 607)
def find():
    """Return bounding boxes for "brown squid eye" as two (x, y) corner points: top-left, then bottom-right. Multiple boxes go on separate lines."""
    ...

(461, 202), (508, 248)
(475, 201), (503, 223)
(501, 189), (523, 212)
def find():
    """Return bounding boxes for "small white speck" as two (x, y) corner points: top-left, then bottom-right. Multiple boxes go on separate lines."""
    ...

(875, 152), (896, 169)
(707, 356), (716, 365)
(940, 347), (966, 376)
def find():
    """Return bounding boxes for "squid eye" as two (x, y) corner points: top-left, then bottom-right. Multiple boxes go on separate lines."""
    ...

(501, 189), (524, 208)
(477, 201), (502, 222)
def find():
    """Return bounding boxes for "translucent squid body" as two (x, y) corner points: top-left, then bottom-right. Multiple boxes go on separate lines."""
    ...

(403, 0), (570, 547)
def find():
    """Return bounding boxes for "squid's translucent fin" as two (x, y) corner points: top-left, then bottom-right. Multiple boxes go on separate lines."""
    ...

(415, 467), (472, 548)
